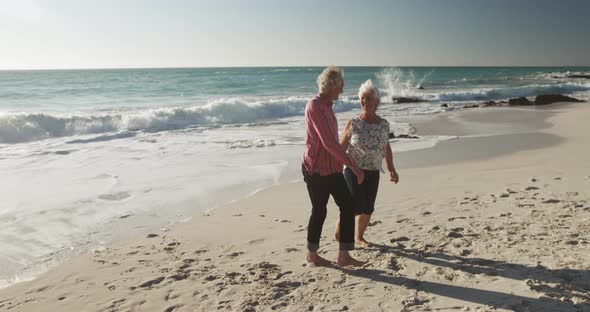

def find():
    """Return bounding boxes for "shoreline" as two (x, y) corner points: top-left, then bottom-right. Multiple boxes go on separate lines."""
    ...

(1, 102), (589, 311)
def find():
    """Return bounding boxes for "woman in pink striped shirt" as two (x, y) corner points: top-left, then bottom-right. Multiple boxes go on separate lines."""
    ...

(302, 66), (366, 267)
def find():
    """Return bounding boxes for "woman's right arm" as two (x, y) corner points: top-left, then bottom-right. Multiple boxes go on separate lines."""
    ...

(339, 120), (352, 151)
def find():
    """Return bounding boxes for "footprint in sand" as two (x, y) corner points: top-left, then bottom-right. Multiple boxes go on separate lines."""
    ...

(164, 304), (184, 312)
(390, 236), (410, 243)
(518, 203), (535, 207)
(105, 299), (126, 311)
(389, 257), (405, 271)
(164, 290), (181, 301)
(26, 286), (50, 294)
(241, 300), (259, 312)
(98, 192), (131, 201)
(204, 274), (219, 282)
(447, 231), (464, 238)
(227, 252), (244, 258)
(460, 249), (471, 256)
(137, 276), (165, 288)
(168, 271), (191, 281)
(402, 296), (430, 310)
(448, 216), (467, 221)
(163, 242), (180, 252)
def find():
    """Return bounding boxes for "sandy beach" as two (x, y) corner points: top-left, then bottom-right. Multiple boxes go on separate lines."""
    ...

(1, 102), (589, 311)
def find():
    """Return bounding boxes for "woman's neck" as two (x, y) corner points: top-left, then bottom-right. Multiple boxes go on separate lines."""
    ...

(319, 93), (333, 102)
(360, 111), (379, 123)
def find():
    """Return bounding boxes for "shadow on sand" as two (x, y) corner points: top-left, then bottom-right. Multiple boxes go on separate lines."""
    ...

(339, 243), (589, 311)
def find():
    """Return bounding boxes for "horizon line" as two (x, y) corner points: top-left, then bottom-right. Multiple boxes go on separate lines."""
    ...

(1, 65), (590, 71)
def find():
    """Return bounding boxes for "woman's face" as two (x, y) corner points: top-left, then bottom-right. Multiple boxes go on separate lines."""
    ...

(329, 80), (344, 101)
(361, 92), (379, 113)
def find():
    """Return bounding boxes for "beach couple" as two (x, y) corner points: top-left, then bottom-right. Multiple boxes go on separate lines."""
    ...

(302, 66), (399, 267)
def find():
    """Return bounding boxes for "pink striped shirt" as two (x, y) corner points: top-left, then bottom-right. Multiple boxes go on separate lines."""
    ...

(303, 94), (356, 176)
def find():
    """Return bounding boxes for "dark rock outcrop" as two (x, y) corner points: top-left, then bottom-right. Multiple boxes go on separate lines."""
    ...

(393, 97), (423, 104)
(508, 97), (533, 106)
(534, 94), (584, 105)
(480, 101), (500, 107)
(568, 74), (590, 79)
(389, 132), (420, 139)
(440, 103), (448, 108)
(463, 104), (479, 109)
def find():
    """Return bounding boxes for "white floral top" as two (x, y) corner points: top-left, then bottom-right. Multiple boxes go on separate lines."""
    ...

(346, 117), (390, 172)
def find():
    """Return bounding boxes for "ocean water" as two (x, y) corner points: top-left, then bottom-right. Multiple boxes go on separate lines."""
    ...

(1, 66), (589, 286)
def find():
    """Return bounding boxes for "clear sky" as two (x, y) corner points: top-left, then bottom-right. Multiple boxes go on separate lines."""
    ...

(1, 0), (589, 69)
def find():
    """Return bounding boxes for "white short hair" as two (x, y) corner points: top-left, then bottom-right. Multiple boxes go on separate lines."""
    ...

(358, 79), (381, 105)
(317, 66), (344, 94)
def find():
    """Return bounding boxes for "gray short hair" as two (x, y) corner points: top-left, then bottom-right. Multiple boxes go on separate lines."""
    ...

(358, 79), (381, 105)
(317, 66), (344, 94)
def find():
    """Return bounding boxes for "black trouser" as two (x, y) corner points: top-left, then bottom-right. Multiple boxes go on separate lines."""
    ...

(302, 165), (355, 251)
(344, 168), (380, 215)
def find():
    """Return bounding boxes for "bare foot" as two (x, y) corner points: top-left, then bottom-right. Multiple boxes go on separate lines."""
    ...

(306, 252), (333, 266)
(336, 252), (366, 267)
(355, 238), (371, 247)
(334, 231), (340, 241)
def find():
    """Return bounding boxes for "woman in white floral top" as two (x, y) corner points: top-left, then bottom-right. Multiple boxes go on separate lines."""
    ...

(336, 79), (399, 246)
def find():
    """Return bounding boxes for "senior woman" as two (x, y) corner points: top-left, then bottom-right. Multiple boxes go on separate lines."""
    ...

(337, 79), (399, 246)
(302, 66), (366, 267)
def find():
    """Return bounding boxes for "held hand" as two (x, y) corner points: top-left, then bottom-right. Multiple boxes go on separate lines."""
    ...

(353, 167), (365, 184)
(389, 170), (399, 184)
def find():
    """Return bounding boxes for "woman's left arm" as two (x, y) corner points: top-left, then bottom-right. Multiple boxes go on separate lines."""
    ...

(385, 142), (399, 183)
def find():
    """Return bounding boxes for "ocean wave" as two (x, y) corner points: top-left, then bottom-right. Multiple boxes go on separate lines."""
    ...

(376, 67), (429, 99)
(226, 139), (277, 149)
(431, 82), (590, 102)
(532, 71), (590, 80)
(0, 97), (360, 144)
